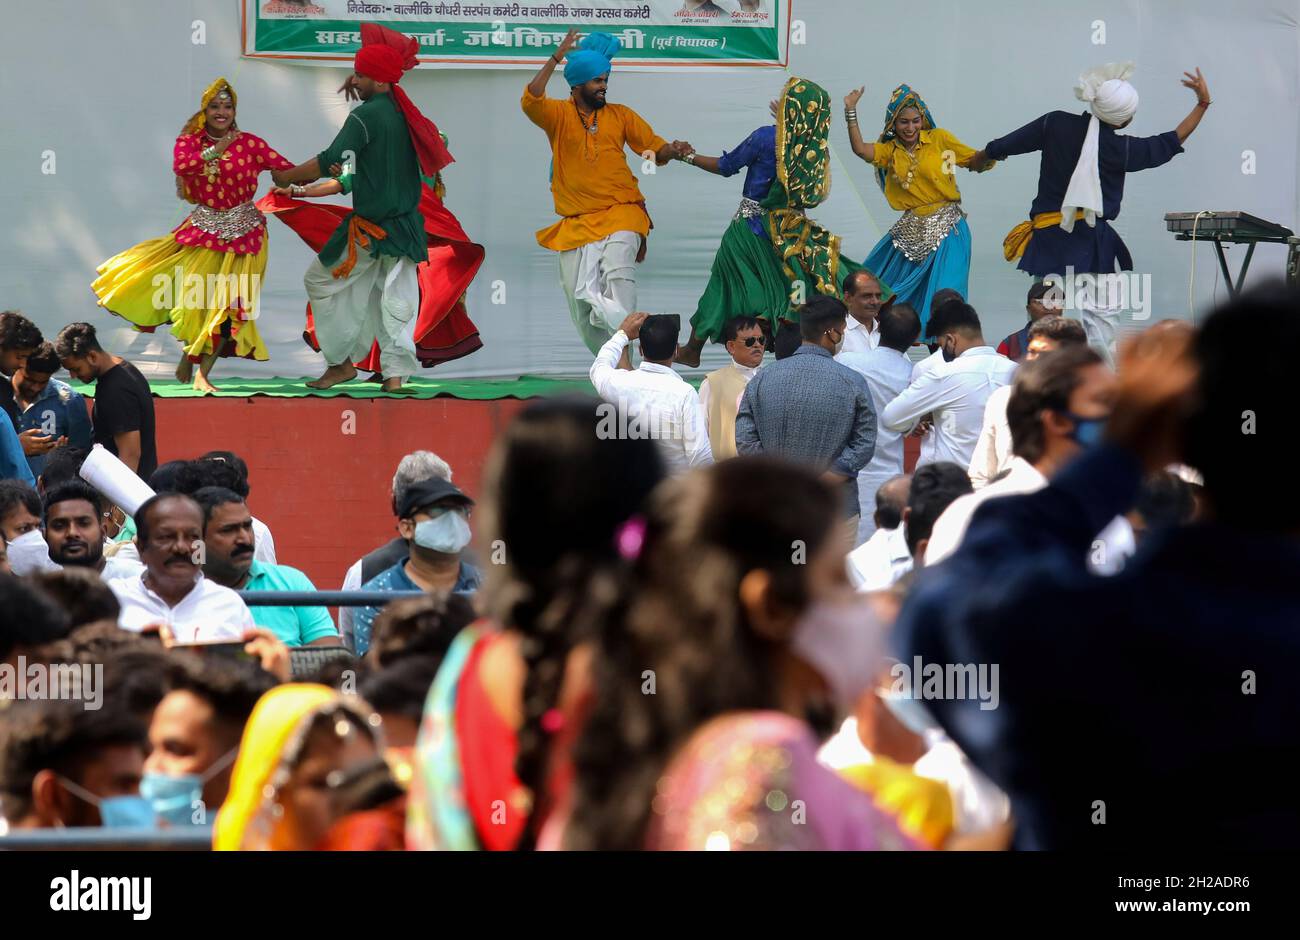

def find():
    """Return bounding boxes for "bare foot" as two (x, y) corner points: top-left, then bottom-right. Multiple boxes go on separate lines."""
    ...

(381, 377), (415, 394)
(674, 344), (702, 368)
(176, 358), (194, 383)
(306, 363), (358, 390)
(192, 373), (218, 395)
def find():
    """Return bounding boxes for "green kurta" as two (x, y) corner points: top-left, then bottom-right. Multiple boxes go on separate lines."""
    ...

(316, 92), (426, 268)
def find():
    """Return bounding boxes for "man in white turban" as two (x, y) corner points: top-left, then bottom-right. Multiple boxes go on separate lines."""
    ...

(969, 65), (1211, 366)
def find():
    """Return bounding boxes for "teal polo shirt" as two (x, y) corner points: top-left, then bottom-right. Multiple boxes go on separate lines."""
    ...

(243, 561), (338, 646)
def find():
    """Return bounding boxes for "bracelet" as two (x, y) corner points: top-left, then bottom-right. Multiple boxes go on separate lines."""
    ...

(682, 151), (696, 165)
(291, 184), (307, 197)
(1196, 99), (1211, 108)
(551, 53), (562, 64)
(201, 146), (218, 162)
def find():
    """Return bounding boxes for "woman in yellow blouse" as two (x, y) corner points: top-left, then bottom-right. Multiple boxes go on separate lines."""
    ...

(845, 84), (994, 334)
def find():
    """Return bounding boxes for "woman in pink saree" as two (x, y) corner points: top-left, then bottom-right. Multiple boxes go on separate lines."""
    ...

(554, 458), (925, 851)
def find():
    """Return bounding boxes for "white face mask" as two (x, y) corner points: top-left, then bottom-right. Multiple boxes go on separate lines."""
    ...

(790, 592), (884, 713)
(879, 689), (941, 736)
(7, 529), (61, 576)
(412, 509), (471, 554)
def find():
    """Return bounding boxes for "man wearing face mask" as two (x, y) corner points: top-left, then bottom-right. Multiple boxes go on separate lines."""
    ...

(141, 655), (277, 829)
(192, 487), (339, 647)
(351, 478), (480, 657)
(882, 301), (1016, 469)
(924, 345), (1135, 574)
(0, 698), (149, 832)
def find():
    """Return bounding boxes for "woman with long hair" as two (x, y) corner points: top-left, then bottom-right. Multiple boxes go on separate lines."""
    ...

(406, 397), (665, 850)
(561, 457), (921, 850)
(92, 78), (295, 393)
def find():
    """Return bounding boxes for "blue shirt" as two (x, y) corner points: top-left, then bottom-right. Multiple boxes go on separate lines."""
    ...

(984, 111), (1183, 276)
(895, 444), (1300, 850)
(0, 414), (34, 485)
(717, 125), (777, 238)
(735, 344), (876, 516)
(16, 378), (94, 477)
(352, 558), (482, 656)
(242, 560), (338, 647)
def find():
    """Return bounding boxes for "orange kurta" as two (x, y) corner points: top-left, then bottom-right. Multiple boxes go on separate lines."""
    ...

(521, 87), (667, 252)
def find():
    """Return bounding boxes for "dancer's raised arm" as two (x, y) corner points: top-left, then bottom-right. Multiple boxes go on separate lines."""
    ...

(1175, 67), (1211, 143)
(527, 28), (580, 98)
(844, 87), (875, 162)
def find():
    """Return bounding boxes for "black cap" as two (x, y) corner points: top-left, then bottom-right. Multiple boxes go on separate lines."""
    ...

(396, 478), (473, 519)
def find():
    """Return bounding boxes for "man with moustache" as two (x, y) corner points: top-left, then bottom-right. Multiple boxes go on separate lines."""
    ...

(192, 486), (338, 647)
(107, 493), (254, 641)
(839, 270), (886, 354)
(523, 29), (692, 355)
(42, 480), (143, 581)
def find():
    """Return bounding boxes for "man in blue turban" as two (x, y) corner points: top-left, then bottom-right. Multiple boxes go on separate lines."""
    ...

(523, 30), (693, 357)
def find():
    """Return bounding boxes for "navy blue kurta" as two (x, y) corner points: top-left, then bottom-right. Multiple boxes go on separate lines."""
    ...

(716, 124), (777, 238)
(985, 111), (1183, 277)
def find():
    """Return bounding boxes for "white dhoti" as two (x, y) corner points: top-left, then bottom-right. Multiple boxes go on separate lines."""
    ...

(305, 248), (420, 378)
(557, 230), (639, 355)
(1061, 271), (1128, 370)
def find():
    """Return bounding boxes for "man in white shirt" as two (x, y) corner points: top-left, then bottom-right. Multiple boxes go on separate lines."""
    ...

(908, 289), (966, 465)
(838, 303), (921, 544)
(926, 345), (1135, 574)
(109, 493), (254, 641)
(846, 474), (913, 590)
(883, 301), (1016, 469)
(840, 270), (885, 355)
(42, 479), (144, 581)
(969, 315), (1087, 488)
(698, 315), (764, 461)
(590, 312), (713, 474)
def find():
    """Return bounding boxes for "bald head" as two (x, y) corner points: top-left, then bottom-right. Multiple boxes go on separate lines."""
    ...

(874, 474), (912, 531)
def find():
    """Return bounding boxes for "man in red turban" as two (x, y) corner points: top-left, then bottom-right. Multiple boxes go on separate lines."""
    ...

(273, 25), (465, 391)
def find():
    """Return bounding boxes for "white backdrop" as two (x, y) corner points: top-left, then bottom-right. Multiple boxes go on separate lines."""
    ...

(1, 0), (1296, 379)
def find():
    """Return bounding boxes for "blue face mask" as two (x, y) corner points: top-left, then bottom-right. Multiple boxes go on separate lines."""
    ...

(413, 509), (471, 554)
(1064, 411), (1107, 448)
(139, 773), (204, 828)
(139, 746), (238, 827)
(58, 775), (159, 829)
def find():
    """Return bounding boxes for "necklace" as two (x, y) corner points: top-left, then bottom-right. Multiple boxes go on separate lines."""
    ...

(575, 103), (599, 162)
(897, 140), (920, 191)
(203, 131), (226, 184)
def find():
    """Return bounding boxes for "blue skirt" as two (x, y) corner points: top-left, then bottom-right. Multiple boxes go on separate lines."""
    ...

(864, 216), (971, 336)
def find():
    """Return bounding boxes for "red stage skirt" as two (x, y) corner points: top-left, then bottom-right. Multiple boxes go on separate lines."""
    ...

(258, 187), (485, 372)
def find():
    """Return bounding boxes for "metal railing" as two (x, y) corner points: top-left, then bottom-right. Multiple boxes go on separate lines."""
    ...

(235, 590), (428, 607)
(0, 827), (214, 851)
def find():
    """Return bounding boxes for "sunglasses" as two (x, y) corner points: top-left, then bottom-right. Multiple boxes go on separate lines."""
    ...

(736, 335), (767, 348)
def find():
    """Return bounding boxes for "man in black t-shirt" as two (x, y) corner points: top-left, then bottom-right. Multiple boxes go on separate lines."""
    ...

(55, 322), (157, 481)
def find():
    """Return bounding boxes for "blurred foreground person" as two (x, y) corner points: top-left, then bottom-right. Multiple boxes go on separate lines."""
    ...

(214, 685), (383, 850)
(897, 288), (1300, 849)
(407, 397), (664, 851)
(563, 458), (920, 851)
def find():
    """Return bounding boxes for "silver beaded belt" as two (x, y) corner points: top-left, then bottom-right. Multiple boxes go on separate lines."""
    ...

(888, 202), (966, 263)
(733, 197), (768, 221)
(186, 201), (265, 242)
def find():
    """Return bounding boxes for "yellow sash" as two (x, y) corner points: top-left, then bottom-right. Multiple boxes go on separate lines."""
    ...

(1003, 210), (1087, 262)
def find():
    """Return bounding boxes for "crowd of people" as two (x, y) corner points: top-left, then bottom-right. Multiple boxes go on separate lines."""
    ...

(2, 274), (1297, 850)
(0, 20), (1294, 855)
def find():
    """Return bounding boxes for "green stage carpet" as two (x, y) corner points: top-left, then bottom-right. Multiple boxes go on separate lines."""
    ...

(72, 375), (614, 401)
